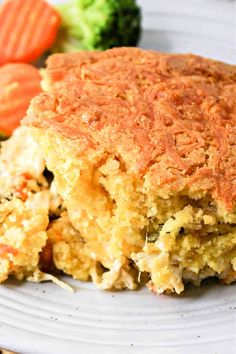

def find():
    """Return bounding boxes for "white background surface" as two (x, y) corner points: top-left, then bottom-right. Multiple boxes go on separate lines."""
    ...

(0, 1), (236, 354)
(138, 0), (236, 63)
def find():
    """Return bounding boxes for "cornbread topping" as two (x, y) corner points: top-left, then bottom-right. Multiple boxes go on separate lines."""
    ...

(0, 48), (235, 294)
(25, 48), (236, 209)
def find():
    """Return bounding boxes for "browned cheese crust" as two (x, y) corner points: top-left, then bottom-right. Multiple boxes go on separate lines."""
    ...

(23, 47), (236, 210)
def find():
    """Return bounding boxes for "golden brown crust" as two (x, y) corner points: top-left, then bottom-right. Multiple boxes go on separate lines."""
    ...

(23, 47), (236, 210)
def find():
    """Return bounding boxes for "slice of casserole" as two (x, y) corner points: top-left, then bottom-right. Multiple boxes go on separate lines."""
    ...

(22, 47), (236, 294)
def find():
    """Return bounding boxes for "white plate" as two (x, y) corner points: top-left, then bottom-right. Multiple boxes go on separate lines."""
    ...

(0, 1), (236, 353)
(0, 278), (235, 354)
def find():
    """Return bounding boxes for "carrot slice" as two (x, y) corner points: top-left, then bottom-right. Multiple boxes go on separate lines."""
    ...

(0, 63), (41, 135)
(0, 0), (61, 64)
(0, 243), (18, 256)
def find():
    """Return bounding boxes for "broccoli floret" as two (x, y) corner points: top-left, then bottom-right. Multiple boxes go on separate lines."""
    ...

(53, 0), (141, 52)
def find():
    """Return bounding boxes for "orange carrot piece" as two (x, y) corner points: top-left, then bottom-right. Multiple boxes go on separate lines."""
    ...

(0, 63), (41, 135)
(0, 243), (18, 256)
(0, 0), (61, 64)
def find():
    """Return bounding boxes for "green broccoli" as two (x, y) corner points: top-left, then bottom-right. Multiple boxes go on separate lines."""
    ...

(53, 0), (141, 52)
